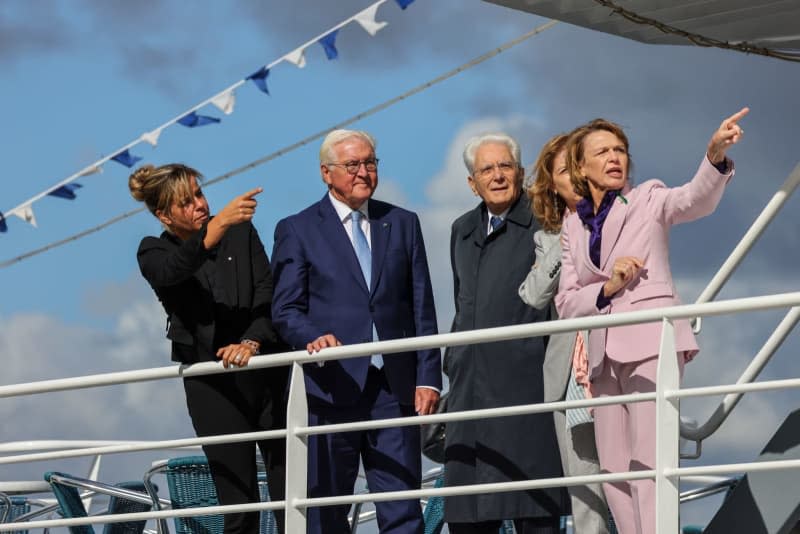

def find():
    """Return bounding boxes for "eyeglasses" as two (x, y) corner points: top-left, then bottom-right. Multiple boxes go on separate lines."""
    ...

(474, 161), (518, 180)
(326, 158), (379, 175)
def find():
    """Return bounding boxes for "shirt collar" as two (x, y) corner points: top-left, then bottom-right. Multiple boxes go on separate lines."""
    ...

(486, 206), (510, 221)
(328, 192), (369, 223)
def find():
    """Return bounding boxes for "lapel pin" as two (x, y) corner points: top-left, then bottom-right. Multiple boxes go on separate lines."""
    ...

(616, 192), (628, 204)
(227, 256), (232, 261)
(383, 222), (389, 228)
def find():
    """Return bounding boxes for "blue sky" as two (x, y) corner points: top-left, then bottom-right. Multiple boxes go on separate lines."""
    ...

(1, 0), (799, 529)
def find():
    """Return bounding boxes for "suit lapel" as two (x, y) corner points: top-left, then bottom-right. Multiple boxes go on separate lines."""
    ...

(600, 189), (631, 271)
(369, 201), (391, 295)
(317, 195), (369, 293)
(568, 214), (602, 276)
(467, 205), (486, 249)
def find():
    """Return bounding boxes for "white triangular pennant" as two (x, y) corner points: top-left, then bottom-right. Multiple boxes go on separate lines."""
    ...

(78, 165), (104, 177)
(284, 47), (307, 68)
(140, 128), (163, 147)
(354, 4), (388, 36)
(211, 89), (236, 115)
(12, 204), (37, 227)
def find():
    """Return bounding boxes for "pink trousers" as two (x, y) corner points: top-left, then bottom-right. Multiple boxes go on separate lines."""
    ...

(592, 354), (685, 534)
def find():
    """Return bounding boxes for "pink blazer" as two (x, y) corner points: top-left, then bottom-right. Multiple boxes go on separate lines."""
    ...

(555, 156), (734, 380)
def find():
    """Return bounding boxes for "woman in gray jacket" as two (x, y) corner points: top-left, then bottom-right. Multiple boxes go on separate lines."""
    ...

(518, 134), (610, 534)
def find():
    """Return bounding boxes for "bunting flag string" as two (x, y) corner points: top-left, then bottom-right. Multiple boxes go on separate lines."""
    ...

(319, 30), (340, 60)
(177, 112), (221, 128)
(0, 19), (559, 265)
(1, 0), (413, 234)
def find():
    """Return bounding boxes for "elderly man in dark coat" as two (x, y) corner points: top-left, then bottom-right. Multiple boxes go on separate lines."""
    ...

(444, 133), (569, 534)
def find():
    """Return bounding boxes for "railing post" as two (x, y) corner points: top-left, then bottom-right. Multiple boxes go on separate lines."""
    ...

(656, 318), (680, 534)
(285, 362), (308, 532)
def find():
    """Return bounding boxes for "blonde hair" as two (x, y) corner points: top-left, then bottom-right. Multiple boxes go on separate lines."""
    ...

(565, 119), (631, 199)
(128, 163), (202, 217)
(528, 134), (568, 233)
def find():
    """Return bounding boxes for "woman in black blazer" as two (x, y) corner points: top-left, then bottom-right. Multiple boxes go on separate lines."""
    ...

(129, 163), (287, 534)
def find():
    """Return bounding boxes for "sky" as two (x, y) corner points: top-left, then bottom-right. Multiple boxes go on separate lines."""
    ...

(1, 0), (799, 531)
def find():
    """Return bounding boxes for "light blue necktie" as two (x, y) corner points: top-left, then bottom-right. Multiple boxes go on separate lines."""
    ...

(351, 210), (383, 369)
(489, 215), (503, 234)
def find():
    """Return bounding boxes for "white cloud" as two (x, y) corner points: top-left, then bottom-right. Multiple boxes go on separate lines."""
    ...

(0, 296), (195, 483)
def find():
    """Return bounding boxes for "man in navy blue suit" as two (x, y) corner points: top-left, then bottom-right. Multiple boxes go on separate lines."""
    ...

(271, 129), (442, 534)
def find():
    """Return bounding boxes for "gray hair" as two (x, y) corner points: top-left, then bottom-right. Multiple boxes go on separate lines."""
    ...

(319, 129), (377, 165)
(462, 133), (521, 174)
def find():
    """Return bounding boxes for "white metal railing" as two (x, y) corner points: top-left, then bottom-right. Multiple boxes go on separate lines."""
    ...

(1, 291), (798, 533)
(679, 161), (800, 457)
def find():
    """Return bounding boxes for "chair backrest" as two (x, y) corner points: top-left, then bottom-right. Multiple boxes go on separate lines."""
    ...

(102, 481), (153, 534)
(422, 475), (445, 534)
(150, 456), (277, 534)
(162, 456), (223, 534)
(44, 471), (153, 534)
(257, 471), (278, 534)
(45, 471), (94, 534)
(0, 493), (31, 534)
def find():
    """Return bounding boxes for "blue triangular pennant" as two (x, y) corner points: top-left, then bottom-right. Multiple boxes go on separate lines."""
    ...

(111, 149), (142, 168)
(0, 211), (6, 233)
(178, 111), (221, 128)
(48, 183), (83, 200)
(394, 0), (414, 9)
(247, 67), (270, 94)
(318, 30), (339, 60)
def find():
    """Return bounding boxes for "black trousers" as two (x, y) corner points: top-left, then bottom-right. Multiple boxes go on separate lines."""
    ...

(184, 366), (289, 534)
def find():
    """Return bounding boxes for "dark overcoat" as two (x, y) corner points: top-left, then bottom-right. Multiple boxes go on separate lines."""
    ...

(443, 193), (569, 523)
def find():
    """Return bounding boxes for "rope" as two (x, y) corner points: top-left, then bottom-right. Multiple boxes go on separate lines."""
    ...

(592, 0), (800, 62)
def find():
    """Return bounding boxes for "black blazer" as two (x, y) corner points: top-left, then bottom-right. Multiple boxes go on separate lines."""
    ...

(137, 220), (278, 364)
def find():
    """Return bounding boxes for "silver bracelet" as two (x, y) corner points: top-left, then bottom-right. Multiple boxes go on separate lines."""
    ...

(241, 339), (260, 355)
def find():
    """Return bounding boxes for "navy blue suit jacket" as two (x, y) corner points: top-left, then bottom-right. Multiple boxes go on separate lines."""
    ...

(271, 194), (442, 406)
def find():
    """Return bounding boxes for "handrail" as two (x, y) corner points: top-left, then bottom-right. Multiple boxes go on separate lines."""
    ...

(1, 292), (796, 400)
(677, 161), (800, 447)
(0, 308), (796, 532)
(3, 375), (799, 467)
(693, 161), (800, 328)
(5, 457), (800, 533)
(681, 306), (800, 443)
(0, 440), (201, 454)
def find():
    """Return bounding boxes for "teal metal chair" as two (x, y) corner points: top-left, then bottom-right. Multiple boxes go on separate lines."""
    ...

(0, 492), (30, 534)
(143, 455), (277, 534)
(44, 471), (155, 534)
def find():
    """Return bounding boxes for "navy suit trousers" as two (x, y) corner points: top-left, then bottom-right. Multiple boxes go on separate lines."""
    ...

(307, 366), (423, 534)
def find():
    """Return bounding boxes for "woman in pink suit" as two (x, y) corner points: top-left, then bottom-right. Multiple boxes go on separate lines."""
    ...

(555, 108), (748, 534)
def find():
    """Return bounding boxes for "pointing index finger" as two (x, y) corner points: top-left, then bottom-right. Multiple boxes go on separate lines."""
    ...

(242, 187), (263, 200)
(725, 107), (750, 127)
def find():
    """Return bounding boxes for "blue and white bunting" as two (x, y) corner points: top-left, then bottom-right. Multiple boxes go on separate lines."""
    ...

(178, 112), (221, 128)
(319, 30), (339, 60)
(246, 67), (270, 95)
(140, 128), (163, 147)
(112, 150), (142, 168)
(11, 204), (37, 227)
(78, 165), (104, 177)
(354, 3), (388, 36)
(211, 89), (236, 114)
(284, 48), (307, 68)
(0, 0), (420, 234)
(48, 183), (83, 200)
